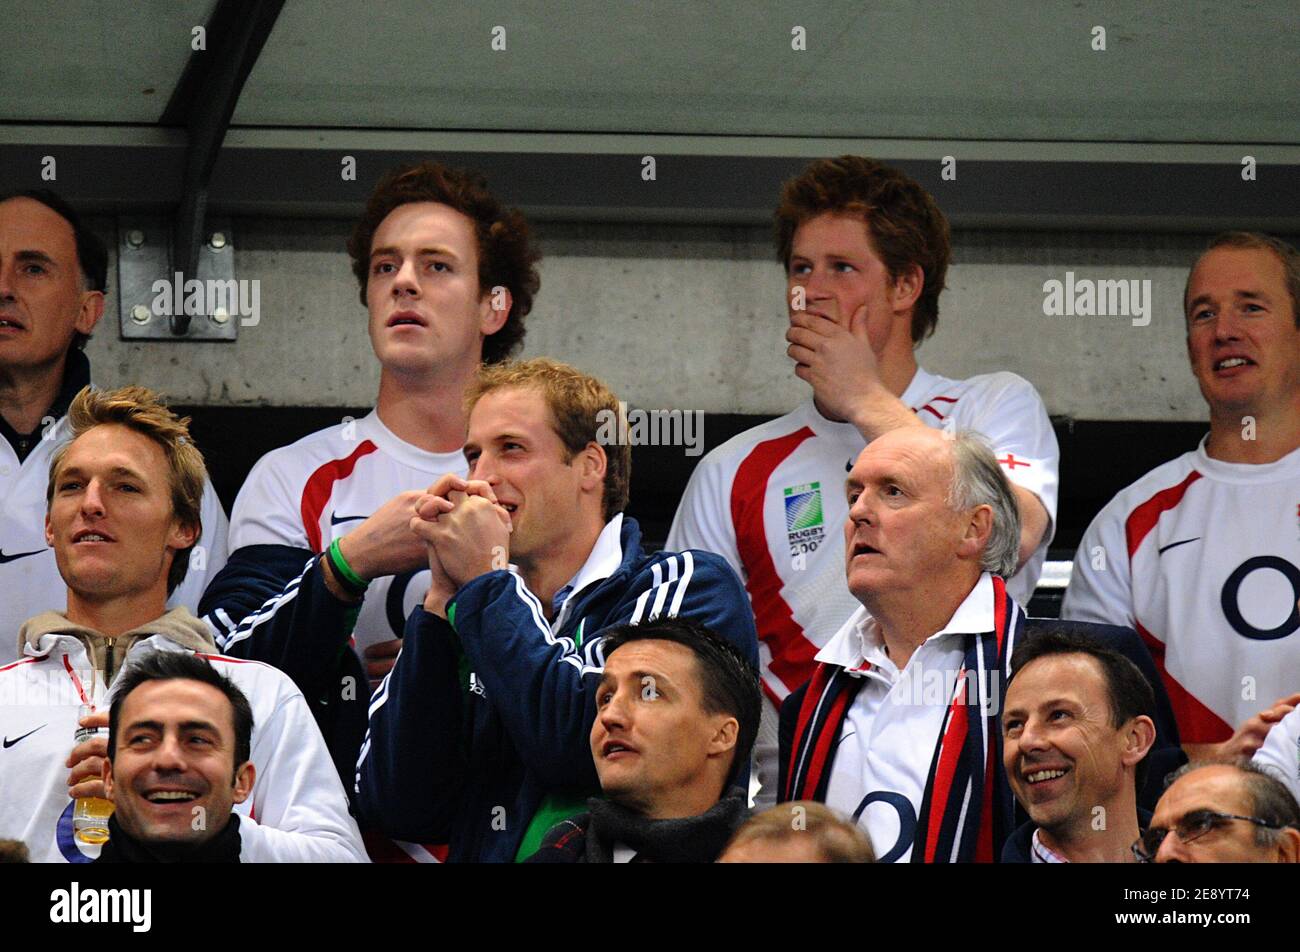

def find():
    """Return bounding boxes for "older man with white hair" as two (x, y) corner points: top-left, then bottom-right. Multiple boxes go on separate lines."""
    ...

(778, 426), (1026, 863)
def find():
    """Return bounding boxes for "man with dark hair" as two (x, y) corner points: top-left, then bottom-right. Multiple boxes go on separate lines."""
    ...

(97, 652), (255, 862)
(669, 155), (1059, 806)
(0, 386), (364, 862)
(1001, 630), (1158, 862)
(1140, 760), (1300, 863)
(199, 162), (542, 850)
(0, 188), (107, 352)
(356, 359), (758, 863)
(525, 618), (759, 863)
(345, 163), (539, 365)
(0, 189), (228, 664)
(1065, 231), (1300, 761)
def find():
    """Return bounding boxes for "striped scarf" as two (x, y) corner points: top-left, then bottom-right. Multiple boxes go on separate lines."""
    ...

(784, 576), (1023, 863)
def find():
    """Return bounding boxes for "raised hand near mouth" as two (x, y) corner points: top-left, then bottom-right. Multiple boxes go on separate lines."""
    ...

(411, 475), (512, 615)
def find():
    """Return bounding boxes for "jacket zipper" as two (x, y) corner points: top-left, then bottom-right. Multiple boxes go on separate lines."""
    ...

(102, 636), (117, 692)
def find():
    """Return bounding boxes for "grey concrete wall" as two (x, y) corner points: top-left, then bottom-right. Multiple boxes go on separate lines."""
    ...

(85, 216), (1227, 420)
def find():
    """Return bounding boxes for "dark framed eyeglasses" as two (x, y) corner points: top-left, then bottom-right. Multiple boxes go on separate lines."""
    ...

(1130, 809), (1284, 862)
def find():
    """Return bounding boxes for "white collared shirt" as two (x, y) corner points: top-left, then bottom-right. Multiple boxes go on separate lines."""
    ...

(550, 513), (625, 632)
(820, 574), (996, 863)
(1030, 828), (1069, 864)
(667, 368), (1058, 708)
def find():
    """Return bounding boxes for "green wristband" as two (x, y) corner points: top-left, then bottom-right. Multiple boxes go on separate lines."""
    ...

(328, 538), (369, 591)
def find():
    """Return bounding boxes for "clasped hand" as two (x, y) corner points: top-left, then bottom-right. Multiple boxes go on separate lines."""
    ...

(410, 475), (513, 614)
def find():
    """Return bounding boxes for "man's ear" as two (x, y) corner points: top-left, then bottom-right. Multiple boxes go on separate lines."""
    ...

(708, 716), (739, 758)
(579, 440), (608, 492)
(956, 503), (993, 563)
(168, 519), (200, 553)
(889, 263), (924, 315)
(101, 756), (115, 800)
(1122, 715), (1157, 768)
(76, 290), (105, 337)
(232, 761), (256, 805)
(479, 285), (511, 337)
(45, 511), (55, 548)
(1275, 827), (1300, 863)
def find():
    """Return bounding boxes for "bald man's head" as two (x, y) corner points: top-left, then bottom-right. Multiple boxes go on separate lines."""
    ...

(843, 428), (1019, 602)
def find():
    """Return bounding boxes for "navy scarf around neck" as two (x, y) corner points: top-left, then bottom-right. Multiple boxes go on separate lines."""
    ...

(784, 576), (1022, 863)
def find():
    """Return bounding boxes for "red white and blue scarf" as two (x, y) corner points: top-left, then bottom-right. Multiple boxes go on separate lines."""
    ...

(784, 576), (1023, 863)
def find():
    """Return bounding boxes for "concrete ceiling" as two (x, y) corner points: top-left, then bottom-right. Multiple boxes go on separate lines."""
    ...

(3, 0), (1295, 144)
(2, 1), (216, 123)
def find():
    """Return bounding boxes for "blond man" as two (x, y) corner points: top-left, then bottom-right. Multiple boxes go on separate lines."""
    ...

(0, 386), (364, 862)
(356, 358), (758, 863)
(719, 801), (876, 863)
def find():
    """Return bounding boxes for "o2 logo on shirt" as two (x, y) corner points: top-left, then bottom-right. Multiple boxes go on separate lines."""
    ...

(1221, 556), (1300, 641)
(384, 569), (431, 637)
(852, 791), (917, 864)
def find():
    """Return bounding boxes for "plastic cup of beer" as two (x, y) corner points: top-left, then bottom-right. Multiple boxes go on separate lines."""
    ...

(73, 703), (113, 845)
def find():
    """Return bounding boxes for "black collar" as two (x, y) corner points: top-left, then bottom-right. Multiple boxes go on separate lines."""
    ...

(0, 349), (91, 461)
(94, 811), (242, 863)
(584, 786), (749, 863)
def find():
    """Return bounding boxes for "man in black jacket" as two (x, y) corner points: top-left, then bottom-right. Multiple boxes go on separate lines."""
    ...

(97, 652), (254, 863)
(527, 618), (760, 863)
(1000, 628), (1159, 863)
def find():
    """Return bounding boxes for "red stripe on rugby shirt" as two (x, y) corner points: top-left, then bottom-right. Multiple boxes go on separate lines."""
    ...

(1122, 470), (1231, 741)
(360, 831), (450, 864)
(1135, 621), (1232, 744)
(0, 657), (39, 673)
(362, 831), (418, 864)
(196, 653), (256, 664)
(915, 395), (957, 421)
(730, 426), (820, 706)
(300, 440), (379, 552)
(1124, 470), (1202, 558)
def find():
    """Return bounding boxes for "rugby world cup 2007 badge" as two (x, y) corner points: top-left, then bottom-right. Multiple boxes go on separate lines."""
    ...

(784, 481), (825, 556)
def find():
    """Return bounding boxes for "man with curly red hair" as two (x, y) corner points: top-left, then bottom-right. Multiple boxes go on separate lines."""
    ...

(669, 156), (1060, 807)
